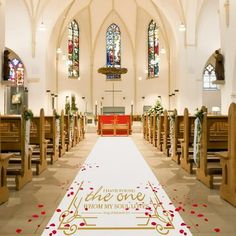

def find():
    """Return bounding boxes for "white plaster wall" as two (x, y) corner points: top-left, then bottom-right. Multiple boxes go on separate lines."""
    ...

(136, 9), (169, 113)
(5, 0), (48, 115)
(57, 8), (91, 114)
(176, 0), (220, 114)
(93, 13), (134, 115)
(219, 0), (236, 113)
(0, 0), (5, 114)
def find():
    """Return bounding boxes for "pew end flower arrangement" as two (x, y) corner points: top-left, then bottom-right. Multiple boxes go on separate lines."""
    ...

(193, 107), (206, 167)
(23, 109), (34, 121)
(147, 100), (164, 116)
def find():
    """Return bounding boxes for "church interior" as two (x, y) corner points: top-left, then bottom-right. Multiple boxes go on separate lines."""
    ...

(0, 0), (236, 235)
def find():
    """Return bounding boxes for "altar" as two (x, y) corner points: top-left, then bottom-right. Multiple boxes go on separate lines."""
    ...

(97, 115), (132, 136)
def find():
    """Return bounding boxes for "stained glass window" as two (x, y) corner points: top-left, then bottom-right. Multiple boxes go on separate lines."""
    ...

(8, 58), (24, 86)
(106, 23), (121, 79)
(68, 20), (79, 78)
(148, 20), (159, 78)
(203, 64), (218, 90)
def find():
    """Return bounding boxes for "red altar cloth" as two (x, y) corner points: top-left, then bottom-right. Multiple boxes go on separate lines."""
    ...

(97, 115), (132, 135)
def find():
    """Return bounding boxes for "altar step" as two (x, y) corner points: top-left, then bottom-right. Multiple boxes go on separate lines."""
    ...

(85, 122), (142, 134)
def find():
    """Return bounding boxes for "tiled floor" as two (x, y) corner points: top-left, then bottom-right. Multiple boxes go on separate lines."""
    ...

(0, 133), (236, 235)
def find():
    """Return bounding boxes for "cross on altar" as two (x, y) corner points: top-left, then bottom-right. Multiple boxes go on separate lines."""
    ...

(105, 83), (122, 107)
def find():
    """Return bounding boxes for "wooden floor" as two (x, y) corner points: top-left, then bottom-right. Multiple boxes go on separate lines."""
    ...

(0, 133), (236, 235)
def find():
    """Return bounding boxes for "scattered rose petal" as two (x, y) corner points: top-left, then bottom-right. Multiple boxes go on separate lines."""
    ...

(80, 223), (85, 227)
(32, 214), (39, 218)
(50, 223), (56, 227)
(38, 204), (44, 208)
(52, 230), (57, 234)
(214, 228), (221, 233)
(151, 222), (157, 226)
(179, 229), (184, 234)
(16, 229), (22, 234)
(197, 213), (204, 218)
(41, 211), (46, 215)
(192, 204), (198, 207)
(56, 209), (61, 212)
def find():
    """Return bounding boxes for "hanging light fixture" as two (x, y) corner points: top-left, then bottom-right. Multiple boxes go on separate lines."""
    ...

(179, 22), (186, 32)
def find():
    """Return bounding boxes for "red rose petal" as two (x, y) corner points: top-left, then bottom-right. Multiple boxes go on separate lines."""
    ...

(181, 223), (186, 226)
(179, 229), (184, 234)
(203, 204), (208, 208)
(32, 214), (39, 218)
(65, 224), (70, 227)
(190, 210), (195, 214)
(28, 219), (32, 222)
(192, 204), (198, 207)
(52, 230), (57, 234)
(56, 209), (61, 212)
(166, 223), (172, 226)
(50, 223), (56, 227)
(151, 222), (157, 226)
(80, 222), (85, 227)
(41, 211), (46, 215)
(214, 228), (221, 233)
(16, 229), (22, 234)
(197, 213), (204, 218)
(38, 204), (44, 208)
(204, 218), (208, 222)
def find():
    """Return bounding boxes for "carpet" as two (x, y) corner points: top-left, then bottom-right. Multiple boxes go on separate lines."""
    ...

(42, 137), (192, 236)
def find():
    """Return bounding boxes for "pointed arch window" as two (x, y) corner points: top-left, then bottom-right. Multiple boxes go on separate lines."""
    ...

(9, 58), (24, 86)
(203, 64), (218, 90)
(68, 20), (79, 78)
(106, 23), (121, 79)
(148, 20), (159, 78)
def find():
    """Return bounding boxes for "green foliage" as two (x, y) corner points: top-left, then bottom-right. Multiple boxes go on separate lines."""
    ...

(71, 95), (78, 114)
(147, 100), (164, 116)
(23, 109), (33, 121)
(195, 108), (205, 122)
(54, 111), (60, 119)
(65, 102), (70, 115)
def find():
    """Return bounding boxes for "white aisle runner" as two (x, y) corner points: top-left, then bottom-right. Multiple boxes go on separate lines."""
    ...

(43, 137), (192, 236)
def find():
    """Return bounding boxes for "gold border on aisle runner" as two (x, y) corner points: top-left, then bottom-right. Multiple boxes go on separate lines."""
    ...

(57, 181), (175, 235)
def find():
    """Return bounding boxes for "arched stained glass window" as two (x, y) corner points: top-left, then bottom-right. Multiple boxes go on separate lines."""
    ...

(106, 23), (121, 79)
(148, 20), (159, 78)
(68, 20), (79, 78)
(203, 64), (218, 90)
(8, 58), (24, 86)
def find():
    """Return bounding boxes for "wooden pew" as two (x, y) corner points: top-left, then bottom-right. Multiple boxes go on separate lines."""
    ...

(171, 110), (184, 164)
(156, 115), (164, 151)
(196, 113), (228, 188)
(152, 113), (157, 147)
(0, 113), (33, 190)
(79, 115), (85, 140)
(148, 115), (154, 144)
(0, 153), (13, 204)
(30, 108), (47, 175)
(142, 115), (148, 140)
(180, 108), (195, 174)
(64, 114), (73, 151)
(45, 112), (59, 164)
(218, 103), (236, 206)
(59, 110), (66, 157)
(162, 110), (171, 156)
